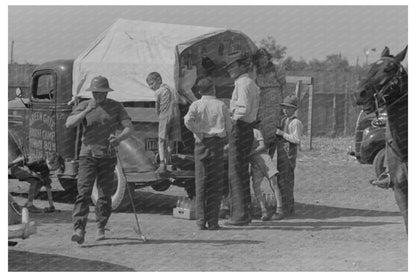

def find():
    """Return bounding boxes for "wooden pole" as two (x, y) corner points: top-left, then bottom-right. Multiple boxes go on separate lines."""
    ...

(343, 80), (350, 136)
(10, 40), (14, 64)
(294, 80), (302, 118)
(307, 82), (314, 150)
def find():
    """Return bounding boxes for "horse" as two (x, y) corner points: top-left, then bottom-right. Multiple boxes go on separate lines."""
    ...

(354, 46), (408, 233)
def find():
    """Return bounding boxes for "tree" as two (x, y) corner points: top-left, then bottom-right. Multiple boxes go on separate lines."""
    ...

(258, 36), (287, 60)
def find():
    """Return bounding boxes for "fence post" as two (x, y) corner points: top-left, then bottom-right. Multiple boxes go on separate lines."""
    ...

(307, 82), (314, 150)
(343, 80), (350, 136)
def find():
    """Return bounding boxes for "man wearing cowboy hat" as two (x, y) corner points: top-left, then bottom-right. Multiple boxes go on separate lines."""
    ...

(275, 95), (303, 217)
(224, 54), (260, 226)
(66, 76), (133, 244)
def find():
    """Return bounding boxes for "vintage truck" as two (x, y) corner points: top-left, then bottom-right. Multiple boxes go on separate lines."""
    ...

(8, 19), (257, 211)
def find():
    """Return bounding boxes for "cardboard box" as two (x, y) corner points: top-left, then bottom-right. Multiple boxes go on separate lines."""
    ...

(173, 207), (196, 220)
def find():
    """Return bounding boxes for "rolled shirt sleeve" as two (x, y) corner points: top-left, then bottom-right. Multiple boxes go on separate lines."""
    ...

(282, 119), (303, 145)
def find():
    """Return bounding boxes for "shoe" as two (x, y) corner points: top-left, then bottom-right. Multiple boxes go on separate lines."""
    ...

(271, 212), (284, 220)
(197, 225), (207, 230)
(25, 204), (43, 214)
(261, 210), (270, 221)
(71, 229), (85, 245)
(44, 205), (56, 213)
(95, 228), (105, 241)
(208, 224), (221, 230)
(223, 220), (250, 226)
(156, 163), (167, 174)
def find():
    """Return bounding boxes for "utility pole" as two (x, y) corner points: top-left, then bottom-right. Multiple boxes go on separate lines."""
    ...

(10, 40), (14, 64)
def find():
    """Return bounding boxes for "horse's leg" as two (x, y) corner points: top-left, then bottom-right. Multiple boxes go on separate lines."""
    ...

(393, 183), (408, 233)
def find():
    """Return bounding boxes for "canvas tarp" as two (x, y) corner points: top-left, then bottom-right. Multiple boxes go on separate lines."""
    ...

(72, 19), (256, 102)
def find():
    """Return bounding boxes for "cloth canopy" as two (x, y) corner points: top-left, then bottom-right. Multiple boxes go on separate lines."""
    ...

(72, 19), (256, 102)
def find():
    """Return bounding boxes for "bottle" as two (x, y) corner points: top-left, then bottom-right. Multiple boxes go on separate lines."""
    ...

(176, 197), (181, 208)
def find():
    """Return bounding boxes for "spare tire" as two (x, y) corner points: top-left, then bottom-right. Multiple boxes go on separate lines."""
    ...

(91, 161), (135, 212)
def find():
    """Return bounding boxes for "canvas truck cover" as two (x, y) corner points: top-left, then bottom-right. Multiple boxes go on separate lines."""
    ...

(72, 19), (257, 102)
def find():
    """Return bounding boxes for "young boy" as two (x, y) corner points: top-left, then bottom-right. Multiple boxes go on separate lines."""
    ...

(9, 153), (61, 213)
(249, 126), (284, 221)
(184, 78), (231, 230)
(275, 95), (303, 216)
(146, 72), (183, 173)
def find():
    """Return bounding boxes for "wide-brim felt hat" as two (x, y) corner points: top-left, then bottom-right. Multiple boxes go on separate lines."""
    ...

(86, 75), (114, 92)
(224, 53), (250, 68)
(280, 95), (298, 108)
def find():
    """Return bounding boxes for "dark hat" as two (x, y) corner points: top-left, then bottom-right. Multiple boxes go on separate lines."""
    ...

(196, 78), (214, 94)
(280, 95), (298, 108)
(86, 76), (114, 92)
(224, 53), (250, 68)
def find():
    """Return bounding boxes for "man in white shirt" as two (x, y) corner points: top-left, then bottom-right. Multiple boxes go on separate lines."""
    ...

(224, 54), (260, 226)
(184, 78), (231, 230)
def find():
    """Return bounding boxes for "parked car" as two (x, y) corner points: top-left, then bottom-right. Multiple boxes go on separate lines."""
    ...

(348, 107), (387, 177)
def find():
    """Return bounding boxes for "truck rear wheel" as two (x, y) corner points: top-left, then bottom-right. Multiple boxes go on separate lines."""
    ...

(91, 161), (135, 212)
(373, 148), (386, 177)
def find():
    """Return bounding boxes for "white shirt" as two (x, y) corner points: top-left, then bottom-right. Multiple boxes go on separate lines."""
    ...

(184, 95), (231, 143)
(230, 73), (260, 123)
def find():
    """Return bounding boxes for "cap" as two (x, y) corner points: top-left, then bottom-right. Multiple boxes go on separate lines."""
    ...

(280, 95), (298, 108)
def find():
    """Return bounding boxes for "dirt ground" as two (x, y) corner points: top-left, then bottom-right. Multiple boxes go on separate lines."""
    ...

(8, 137), (408, 271)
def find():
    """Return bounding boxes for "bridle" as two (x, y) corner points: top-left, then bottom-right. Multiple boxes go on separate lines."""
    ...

(372, 57), (407, 111)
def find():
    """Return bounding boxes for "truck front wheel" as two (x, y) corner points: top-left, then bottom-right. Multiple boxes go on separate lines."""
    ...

(91, 161), (135, 212)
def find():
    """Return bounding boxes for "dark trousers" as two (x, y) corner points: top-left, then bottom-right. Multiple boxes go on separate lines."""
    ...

(228, 120), (254, 223)
(277, 152), (296, 214)
(194, 137), (224, 228)
(73, 156), (117, 231)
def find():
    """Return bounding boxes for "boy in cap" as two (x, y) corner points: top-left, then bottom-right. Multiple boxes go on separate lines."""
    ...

(146, 72), (183, 174)
(66, 75), (133, 244)
(184, 78), (231, 230)
(275, 95), (303, 216)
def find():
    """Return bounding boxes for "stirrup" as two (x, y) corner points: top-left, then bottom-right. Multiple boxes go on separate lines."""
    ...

(370, 172), (392, 189)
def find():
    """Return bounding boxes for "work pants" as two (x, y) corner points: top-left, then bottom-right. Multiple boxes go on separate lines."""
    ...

(277, 152), (296, 215)
(228, 120), (254, 223)
(194, 137), (224, 228)
(73, 156), (117, 231)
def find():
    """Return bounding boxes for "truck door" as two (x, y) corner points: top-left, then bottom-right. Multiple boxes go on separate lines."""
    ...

(28, 70), (58, 160)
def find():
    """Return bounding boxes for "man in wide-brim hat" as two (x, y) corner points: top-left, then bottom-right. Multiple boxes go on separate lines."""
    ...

(275, 95), (303, 217)
(223, 54), (260, 226)
(66, 75), (133, 244)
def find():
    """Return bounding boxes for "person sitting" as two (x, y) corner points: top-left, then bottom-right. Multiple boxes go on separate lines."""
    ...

(10, 153), (62, 213)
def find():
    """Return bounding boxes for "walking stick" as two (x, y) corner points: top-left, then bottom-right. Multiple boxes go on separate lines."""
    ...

(111, 142), (147, 242)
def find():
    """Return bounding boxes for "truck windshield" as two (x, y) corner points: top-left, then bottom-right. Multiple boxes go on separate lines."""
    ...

(33, 74), (56, 100)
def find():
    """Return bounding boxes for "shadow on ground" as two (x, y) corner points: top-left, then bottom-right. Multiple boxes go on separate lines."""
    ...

(227, 220), (399, 232)
(8, 250), (134, 271)
(13, 189), (402, 219)
(80, 238), (263, 248)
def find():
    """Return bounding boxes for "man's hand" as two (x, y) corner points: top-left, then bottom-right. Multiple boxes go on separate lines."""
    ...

(85, 99), (97, 113)
(108, 134), (120, 146)
(275, 129), (285, 136)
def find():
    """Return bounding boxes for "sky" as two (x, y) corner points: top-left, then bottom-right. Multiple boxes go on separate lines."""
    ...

(8, 5), (408, 66)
